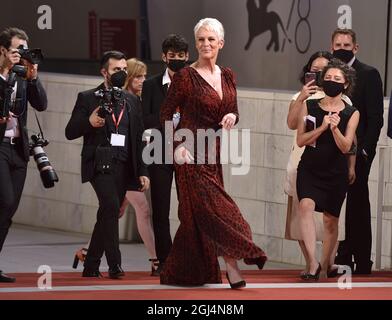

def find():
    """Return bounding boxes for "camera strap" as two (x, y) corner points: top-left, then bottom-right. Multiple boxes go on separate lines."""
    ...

(34, 110), (45, 139)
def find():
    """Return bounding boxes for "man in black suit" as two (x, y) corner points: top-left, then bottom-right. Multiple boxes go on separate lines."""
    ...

(331, 28), (384, 274)
(65, 51), (149, 279)
(0, 27), (47, 283)
(142, 34), (189, 273)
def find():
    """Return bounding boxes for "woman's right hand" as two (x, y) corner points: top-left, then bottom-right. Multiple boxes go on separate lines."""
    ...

(321, 114), (331, 131)
(298, 80), (318, 102)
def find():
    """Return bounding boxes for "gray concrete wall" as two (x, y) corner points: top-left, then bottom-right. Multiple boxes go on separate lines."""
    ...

(14, 72), (392, 267)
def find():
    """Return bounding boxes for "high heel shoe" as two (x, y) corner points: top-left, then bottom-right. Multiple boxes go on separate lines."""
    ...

(327, 265), (339, 278)
(72, 248), (88, 269)
(243, 255), (267, 270)
(149, 258), (161, 276)
(225, 272), (246, 289)
(302, 263), (321, 281)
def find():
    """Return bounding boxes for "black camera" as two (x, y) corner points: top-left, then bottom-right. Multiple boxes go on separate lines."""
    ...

(16, 45), (43, 65)
(29, 134), (59, 188)
(94, 87), (124, 118)
(0, 46), (44, 117)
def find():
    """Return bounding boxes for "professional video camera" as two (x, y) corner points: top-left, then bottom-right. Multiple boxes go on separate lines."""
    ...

(29, 133), (59, 188)
(94, 86), (124, 118)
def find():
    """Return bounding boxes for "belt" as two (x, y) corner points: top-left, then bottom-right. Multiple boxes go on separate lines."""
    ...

(2, 137), (21, 145)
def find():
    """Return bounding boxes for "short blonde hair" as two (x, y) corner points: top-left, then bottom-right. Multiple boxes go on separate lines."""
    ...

(124, 58), (147, 90)
(194, 18), (224, 41)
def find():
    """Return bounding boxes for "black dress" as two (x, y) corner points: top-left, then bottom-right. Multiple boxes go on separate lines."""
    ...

(296, 99), (357, 217)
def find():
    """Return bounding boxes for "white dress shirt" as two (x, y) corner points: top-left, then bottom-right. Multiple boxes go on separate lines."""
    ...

(0, 73), (20, 138)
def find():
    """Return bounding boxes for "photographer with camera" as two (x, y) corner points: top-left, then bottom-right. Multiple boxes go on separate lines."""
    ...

(65, 51), (149, 279)
(0, 27), (47, 283)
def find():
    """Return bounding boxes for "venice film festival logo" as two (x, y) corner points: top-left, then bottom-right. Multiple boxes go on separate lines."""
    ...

(244, 0), (353, 53)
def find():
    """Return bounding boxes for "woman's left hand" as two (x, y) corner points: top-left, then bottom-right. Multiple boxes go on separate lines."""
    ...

(329, 112), (341, 131)
(139, 176), (150, 192)
(220, 113), (237, 130)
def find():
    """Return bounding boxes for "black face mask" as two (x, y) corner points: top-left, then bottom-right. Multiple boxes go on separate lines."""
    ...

(167, 59), (187, 72)
(333, 49), (354, 63)
(110, 70), (127, 88)
(323, 80), (345, 97)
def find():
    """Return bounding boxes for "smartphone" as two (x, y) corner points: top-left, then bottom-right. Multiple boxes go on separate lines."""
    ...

(304, 72), (317, 85)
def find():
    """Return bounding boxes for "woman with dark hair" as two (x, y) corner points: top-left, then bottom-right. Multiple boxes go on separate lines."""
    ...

(284, 52), (355, 278)
(296, 59), (358, 280)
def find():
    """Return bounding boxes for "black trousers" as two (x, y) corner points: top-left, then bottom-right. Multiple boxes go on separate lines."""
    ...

(149, 163), (174, 263)
(0, 142), (27, 252)
(84, 160), (129, 271)
(336, 153), (374, 272)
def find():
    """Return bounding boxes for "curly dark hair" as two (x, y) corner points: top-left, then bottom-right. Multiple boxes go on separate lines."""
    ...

(162, 34), (189, 54)
(320, 58), (356, 97)
(299, 51), (333, 84)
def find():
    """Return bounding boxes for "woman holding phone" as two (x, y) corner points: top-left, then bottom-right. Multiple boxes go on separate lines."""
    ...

(284, 51), (355, 279)
(296, 59), (358, 280)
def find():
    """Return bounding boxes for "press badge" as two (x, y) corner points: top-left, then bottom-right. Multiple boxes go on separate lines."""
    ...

(110, 133), (125, 147)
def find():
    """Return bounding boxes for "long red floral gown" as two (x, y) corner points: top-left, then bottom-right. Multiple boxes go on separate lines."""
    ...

(159, 66), (266, 285)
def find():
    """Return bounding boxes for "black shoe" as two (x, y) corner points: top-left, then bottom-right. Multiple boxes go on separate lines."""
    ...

(302, 263), (321, 281)
(225, 272), (246, 289)
(82, 269), (103, 278)
(0, 271), (16, 283)
(327, 268), (339, 278)
(354, 261), (373, 275)
(243, 256), (267, 270)
(109, 265), (125, 279)
(149, 259), (163, 277)
(72, 248), (88, 269)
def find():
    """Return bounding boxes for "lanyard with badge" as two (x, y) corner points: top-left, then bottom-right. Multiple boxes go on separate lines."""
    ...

(110, 102), (126, 147)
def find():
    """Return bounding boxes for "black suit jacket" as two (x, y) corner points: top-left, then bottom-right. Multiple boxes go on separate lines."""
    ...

(141, 72), (166, 130)
(0, 77), (48, 161)
(141, 72), (171, 163)
(351, 59), (384, 157)
(65, 83), (149, 184)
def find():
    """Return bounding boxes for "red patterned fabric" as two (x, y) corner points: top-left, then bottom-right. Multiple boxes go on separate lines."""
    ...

(159, 66), (266, 286)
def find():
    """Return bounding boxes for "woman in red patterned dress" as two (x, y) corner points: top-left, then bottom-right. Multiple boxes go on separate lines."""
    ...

(159, 18), (267, 288)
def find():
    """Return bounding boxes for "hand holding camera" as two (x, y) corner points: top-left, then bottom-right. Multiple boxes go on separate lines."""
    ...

(89, 106), (106, 128)
(1, 49), (21, 71)
(20, 60), (38, 80)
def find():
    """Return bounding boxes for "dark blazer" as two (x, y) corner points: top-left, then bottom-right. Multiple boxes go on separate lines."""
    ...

(65, 83), (149, 183)
(141, 72), (166, 130)
(351, 59), (384, 158)
(0, 77), (48, 161)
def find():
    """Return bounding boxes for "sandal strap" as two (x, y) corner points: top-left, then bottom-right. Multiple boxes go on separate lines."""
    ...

(149, 259), (160, 267)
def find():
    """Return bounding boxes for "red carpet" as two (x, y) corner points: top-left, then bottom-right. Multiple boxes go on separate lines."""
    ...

(0, 270), (391, 300)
